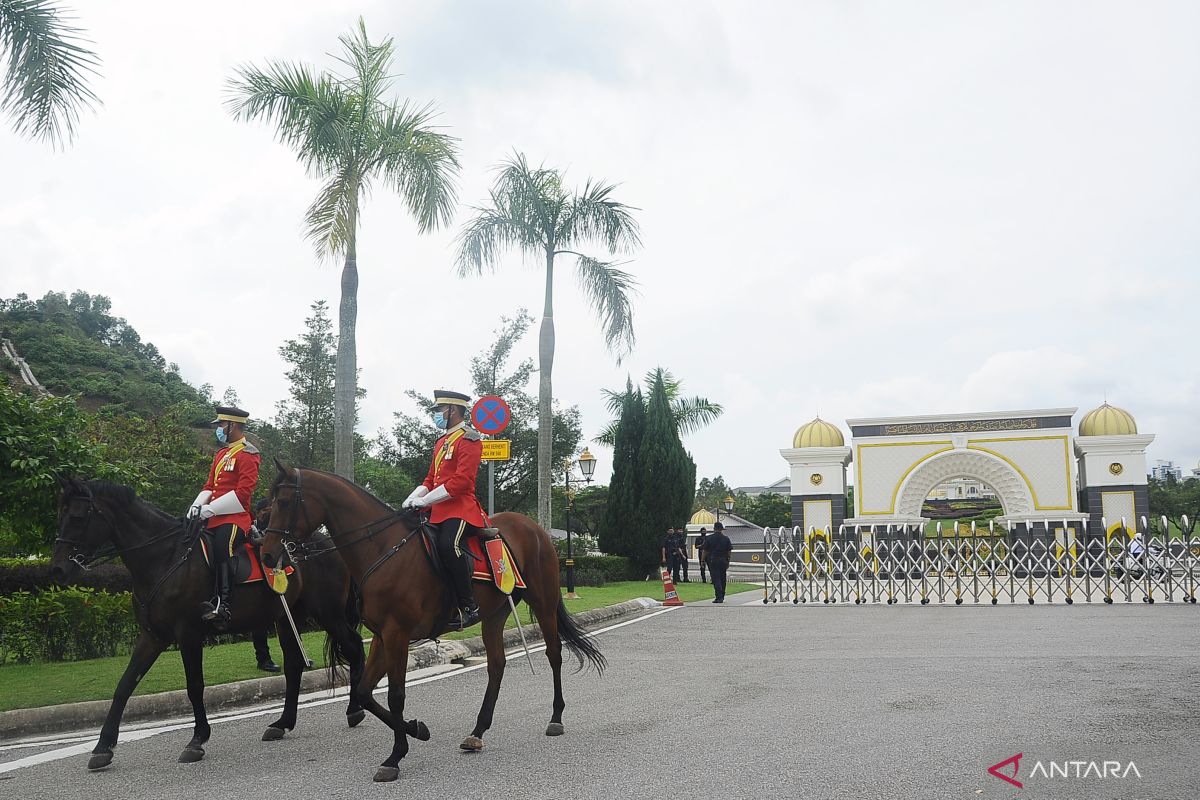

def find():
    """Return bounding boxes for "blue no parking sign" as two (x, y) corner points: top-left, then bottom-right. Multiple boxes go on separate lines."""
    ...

(471, 395), (511, 436)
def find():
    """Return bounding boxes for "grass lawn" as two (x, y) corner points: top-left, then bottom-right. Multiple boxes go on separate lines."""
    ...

(0, 580), (754, 713)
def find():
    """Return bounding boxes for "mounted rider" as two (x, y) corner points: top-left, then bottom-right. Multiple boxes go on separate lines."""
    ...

(188, 405), (261, 624)
(402, 390), (485, 629)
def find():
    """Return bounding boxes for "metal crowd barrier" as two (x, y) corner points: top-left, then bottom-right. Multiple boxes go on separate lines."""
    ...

(762, 515), (1197, 605)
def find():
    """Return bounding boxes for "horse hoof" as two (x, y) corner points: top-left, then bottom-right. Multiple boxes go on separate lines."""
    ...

(373, 766), (400, 782)
(347, 709), (366, 728)
(460, 736), (484, 751)
(261, 726), (286, 741)
(87, 751), (113, 770)
(177, 746), (205, 763)
(545, 722), (565, 737)
(413, 721), (430, 741)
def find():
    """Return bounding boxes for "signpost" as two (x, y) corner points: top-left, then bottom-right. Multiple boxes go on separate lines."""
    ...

(472, 396), (512, 516)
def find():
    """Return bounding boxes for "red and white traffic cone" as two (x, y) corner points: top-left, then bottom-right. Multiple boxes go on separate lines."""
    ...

(661, 568), (685, 607)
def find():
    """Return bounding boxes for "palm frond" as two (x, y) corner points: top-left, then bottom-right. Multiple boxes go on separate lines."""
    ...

(303, 167), (363, 258)
(0, 0), (100, 147)
(333, 17), (394, 111)
(493, 152), (564, 241)
(371, 99), (459, 233)
(561, 178), (641, 254)
(455, 207), (539, 276)
(671, 396), (725, 436)
(573, 255), (638, 359)
(592, 421), (619, 447)
(225, 61), (351, 175)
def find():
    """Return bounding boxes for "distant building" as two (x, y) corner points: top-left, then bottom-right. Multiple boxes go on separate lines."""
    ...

(1151, 460), (1183, 481)
(925, 478), (997, 501)
(733, 477), (791, 497)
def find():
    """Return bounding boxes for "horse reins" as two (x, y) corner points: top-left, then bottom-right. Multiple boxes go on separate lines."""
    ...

(266, 469), (424, 588)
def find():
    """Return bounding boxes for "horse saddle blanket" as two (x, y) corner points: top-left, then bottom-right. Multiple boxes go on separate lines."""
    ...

(422, 530), (526, 595)
(199, 538), (293, 586)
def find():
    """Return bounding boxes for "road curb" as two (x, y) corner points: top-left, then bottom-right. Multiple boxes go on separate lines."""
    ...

(0, 597), (659, 744)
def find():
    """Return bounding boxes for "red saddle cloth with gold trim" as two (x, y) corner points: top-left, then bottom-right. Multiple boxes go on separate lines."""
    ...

(467, 535), (526, 594)
(199, 539), (293, 585)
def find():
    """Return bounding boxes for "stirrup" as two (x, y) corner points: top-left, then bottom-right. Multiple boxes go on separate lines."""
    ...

(456, 604), (481, 629)
(480, 527), (500, 539)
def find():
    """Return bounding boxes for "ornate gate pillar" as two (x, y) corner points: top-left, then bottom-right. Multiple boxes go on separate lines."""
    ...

(780, 417), (851, 540)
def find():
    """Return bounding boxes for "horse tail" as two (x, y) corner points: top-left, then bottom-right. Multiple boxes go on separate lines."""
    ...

(555, 597), (607, 675)
(325, 583), (363, 688)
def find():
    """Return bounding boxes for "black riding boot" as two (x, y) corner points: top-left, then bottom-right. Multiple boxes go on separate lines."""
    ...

(454, 553), (481, 629)
(200, 562), (233, 625)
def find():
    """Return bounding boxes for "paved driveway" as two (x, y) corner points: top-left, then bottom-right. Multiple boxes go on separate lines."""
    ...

(3, 591), (1197, 799)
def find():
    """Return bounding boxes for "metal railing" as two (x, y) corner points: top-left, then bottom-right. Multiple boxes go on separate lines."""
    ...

(763, 515), (1197, 605)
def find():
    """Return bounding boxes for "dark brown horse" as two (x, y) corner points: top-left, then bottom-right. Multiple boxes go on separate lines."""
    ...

(50, 477), (367, 770)
(261, 462), (606, 782)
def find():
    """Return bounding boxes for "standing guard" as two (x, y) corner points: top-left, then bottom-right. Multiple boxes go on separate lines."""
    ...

(188, 405), (260, 624)
(403, 390), (485, 629)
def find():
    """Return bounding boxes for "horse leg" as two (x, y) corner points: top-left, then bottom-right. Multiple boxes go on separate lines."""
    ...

(262, 617), (303, 739)
(177, 637), (210, 763)
(462, 607), (507, 751)
(535, 596), (567, 736)
(340, 622), (367, 727)
(87, 630), (167, 770)
(353, 634), (394, 729)
(373, 626), (429, 783)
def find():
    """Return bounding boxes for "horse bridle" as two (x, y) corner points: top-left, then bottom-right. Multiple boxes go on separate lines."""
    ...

(55, 484), (188, 571)
(265, 469), (424, 585)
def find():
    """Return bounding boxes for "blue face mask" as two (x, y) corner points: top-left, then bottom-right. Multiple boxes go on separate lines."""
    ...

(215, 426), (228, 444)
(433, 411), (448, 430)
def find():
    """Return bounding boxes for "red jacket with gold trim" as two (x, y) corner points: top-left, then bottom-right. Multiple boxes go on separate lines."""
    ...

(202, 439), (260, 532)
(421, 425), (487, 527)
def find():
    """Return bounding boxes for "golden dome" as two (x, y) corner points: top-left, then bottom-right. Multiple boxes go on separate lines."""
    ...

(689, 509), (716, 526)
(793, 417), (845, 448)
(1079, 403), (1137, 436)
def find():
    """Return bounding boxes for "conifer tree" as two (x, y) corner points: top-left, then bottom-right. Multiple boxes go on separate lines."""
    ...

(600, 381), (651, 572)
(634, 370), (697, 572)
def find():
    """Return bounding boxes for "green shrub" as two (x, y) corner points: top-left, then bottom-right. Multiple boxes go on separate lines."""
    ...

(562, 567), (607, 587)
(0, 560), (133, 595)
(0, 587), (139, 664)
(564, 554), (631, 581)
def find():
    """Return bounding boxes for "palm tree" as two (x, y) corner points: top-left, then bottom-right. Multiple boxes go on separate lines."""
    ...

(457, 153), (640, 528)
(595, 367), (723, 446)
(1, 0), (100, 146)
(227, 18), (459, 479)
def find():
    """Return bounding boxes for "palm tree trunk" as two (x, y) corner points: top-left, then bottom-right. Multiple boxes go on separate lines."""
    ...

(537, 248), (556, 529)
(334, 234), (358, 479)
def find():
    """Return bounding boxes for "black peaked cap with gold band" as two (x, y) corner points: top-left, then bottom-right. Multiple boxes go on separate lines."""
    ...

(430, 390), (470, 411)
(210, 405), (250, 425)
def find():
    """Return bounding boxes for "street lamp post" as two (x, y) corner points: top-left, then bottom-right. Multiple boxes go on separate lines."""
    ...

(565, 447), (597, 600)
(717, 495), (734, 524)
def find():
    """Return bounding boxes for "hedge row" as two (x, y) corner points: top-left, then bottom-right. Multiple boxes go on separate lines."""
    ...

(0, 587), (140, 664)
(558, 554), (632, 587)
(0, 560), (134, 595)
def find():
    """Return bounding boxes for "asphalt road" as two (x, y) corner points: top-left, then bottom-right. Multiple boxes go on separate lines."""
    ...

(3, 591), (1199, 800)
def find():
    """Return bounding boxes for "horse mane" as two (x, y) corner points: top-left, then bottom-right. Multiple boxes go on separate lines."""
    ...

(280, 467), (422, 528)
(87, 479), (178, 522)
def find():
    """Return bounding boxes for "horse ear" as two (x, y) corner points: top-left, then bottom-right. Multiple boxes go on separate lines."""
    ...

(274, 457), (294, 478)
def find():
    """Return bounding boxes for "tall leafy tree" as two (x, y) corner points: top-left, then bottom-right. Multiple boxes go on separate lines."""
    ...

(596, 367), (723, 446)
(227, 18), (460, 479)
(0, 0), (100, 146)
(456, 153), (640, 528)
(601, 381), (650, 572)
(695, 475), (734, 513)
(274, 300), (337, 472)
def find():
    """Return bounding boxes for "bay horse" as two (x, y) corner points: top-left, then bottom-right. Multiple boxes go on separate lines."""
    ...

(261, 461), (606, 783)
(50, 477), (367, 770)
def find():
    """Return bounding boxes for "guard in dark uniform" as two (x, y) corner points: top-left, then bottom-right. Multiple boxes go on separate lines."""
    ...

(188, 405), (261, 624)
(696, 527), (709, 583)
(706, 522), (733, 603)
(661, 527), (685, 583)
(403, 390), (485, 629)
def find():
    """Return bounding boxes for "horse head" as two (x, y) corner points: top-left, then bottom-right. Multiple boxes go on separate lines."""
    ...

(50, 475), (114, 583)
(261, 458), (326, 570)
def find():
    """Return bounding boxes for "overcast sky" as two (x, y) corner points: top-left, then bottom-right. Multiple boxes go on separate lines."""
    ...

(3, 1), (1198, 487)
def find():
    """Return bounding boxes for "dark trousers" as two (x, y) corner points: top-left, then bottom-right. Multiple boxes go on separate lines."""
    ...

(436, 519), (479, 605)
(668, 557), (682, 583)
(699, 558), (707, 583)
(681, 555), (690, 581)
(252, 629), (273, 663)
(710, 560), (729, 601)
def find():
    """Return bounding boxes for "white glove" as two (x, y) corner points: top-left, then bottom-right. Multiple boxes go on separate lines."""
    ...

(402, 485), (429, 509)
(411, 484), (449, 508)
(199, 491), (245, 520)
(187, 490), (213, 519)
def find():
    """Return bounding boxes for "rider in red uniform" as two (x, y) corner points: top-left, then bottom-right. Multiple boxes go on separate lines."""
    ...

(188, 405), (260, 625)
(403, 390), (486, 629)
